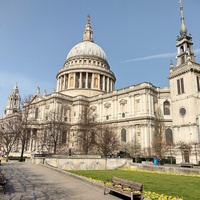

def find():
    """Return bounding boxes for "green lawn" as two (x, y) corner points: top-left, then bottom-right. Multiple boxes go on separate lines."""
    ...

(68, 169), (200, 200)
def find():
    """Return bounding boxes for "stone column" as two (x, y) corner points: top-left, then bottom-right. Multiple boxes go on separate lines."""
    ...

(107, 77), (110, 92)
(64, 75), (66, 89)
(92, 73), (94, 89)
(142, 92), (146, 114)
(80, 72), (82, 88)
(98, 74), (100, 90)
(110, 80), (113, 91)
(66, 74), (69, 89)
(73, 73), (76, 88)
(103, 76), (105, 91)
(86, 72), (88, 88)
(129, 95), (132, 117)
(56, 79), (59, 92)
(115, 97), (118, 120)
(61, 76), (63, 90)
(132, 95), (135, 116)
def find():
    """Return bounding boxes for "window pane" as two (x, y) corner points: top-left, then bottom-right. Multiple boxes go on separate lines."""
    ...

(181, 78), (184, 93)
(165, 129), (173, 144)
(121, 128), (126, 142)
(177, 79), (180, 94)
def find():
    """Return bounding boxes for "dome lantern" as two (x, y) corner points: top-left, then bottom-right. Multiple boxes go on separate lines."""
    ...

(83, 15), (94, 42)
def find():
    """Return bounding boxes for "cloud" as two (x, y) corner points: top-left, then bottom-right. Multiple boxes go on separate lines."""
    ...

(123, 48), (200, 63)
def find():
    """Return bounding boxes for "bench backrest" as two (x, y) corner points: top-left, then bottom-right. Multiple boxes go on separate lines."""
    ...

(113, 176), (143, 191)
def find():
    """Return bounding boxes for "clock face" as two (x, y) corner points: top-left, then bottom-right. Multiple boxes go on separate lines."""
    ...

(179, 107), (186, 116)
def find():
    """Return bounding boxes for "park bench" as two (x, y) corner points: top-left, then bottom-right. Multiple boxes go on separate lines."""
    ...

(180, 162), (193, 168)
(104, 176), (144, 200)
(0, 170), (6, 194)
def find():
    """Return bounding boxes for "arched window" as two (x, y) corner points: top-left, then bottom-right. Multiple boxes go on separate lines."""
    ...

(121, 128), (126, 143)
(122, 113), (125, 118)
(163, 101), (170, 115)
(165, 129), (173, 145)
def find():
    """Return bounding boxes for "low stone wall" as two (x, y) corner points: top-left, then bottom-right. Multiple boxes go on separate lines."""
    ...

(31, 157), (200, 174)
(31, 157), (131, 170)
(130, 163), (200, 175)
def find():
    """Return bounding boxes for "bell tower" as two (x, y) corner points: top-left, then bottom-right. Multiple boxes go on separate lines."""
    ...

(176, 0), (195, 66)
(4, 83), (21, 116)
(169, 0), (200, 164)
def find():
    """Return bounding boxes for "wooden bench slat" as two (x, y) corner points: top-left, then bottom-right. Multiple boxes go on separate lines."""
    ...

(104, 176), (143, 200)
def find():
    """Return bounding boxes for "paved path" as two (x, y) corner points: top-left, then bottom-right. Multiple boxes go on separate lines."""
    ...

(0, 162), (123, 200)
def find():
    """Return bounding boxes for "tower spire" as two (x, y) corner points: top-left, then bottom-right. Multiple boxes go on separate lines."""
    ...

(83, 15), (94, 42)
(175, 0), (195, 66)
(179, 0), (187, 36)
(13, 82), (19, 93)
(4, 83), (21, 116)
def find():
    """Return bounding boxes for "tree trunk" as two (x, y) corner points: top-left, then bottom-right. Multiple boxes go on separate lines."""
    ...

(54, 141), (57, 154)
(20, 141), (25, 162)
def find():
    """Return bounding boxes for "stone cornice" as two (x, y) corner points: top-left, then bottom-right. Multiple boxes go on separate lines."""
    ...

(169, 61), (200, 79)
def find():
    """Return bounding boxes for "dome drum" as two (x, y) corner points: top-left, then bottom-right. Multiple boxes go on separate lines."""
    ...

(57, 70), (115, 93)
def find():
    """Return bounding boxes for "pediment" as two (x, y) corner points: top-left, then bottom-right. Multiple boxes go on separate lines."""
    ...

(30, 95), (44, 104)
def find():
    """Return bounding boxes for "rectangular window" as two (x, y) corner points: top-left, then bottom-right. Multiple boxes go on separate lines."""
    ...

(177, 78), (184, 94)
(177, 79), (180, 94)
(181, 78), (184, 93)
(197, 77), (200, 91)
(35, 108), (39, 119)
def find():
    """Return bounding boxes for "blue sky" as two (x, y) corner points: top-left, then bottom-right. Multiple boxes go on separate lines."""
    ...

(0, 0), (200, 116)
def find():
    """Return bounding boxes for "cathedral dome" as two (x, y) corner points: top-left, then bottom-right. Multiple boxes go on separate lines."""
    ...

(56, 16), (116, 97)
(66, 41), (107, 61)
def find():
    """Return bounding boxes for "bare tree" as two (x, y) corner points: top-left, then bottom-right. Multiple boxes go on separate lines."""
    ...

(0, 115), (21, 159)
(77, 105), (97, 154)
(19, 96), (33, 162)
(167, 142), (177, 164)
(123, 137), (141, 162)
(45, 109), (69, 154)
(190, 141), (200, 164)
(56, 144), (69, 155)
(95, 125), (120, 157)
(152, 108), (167, 157)
(144, 146), (152, 161)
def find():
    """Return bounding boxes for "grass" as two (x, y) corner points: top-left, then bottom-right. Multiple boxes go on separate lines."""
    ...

(68, 169), (200, 200)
